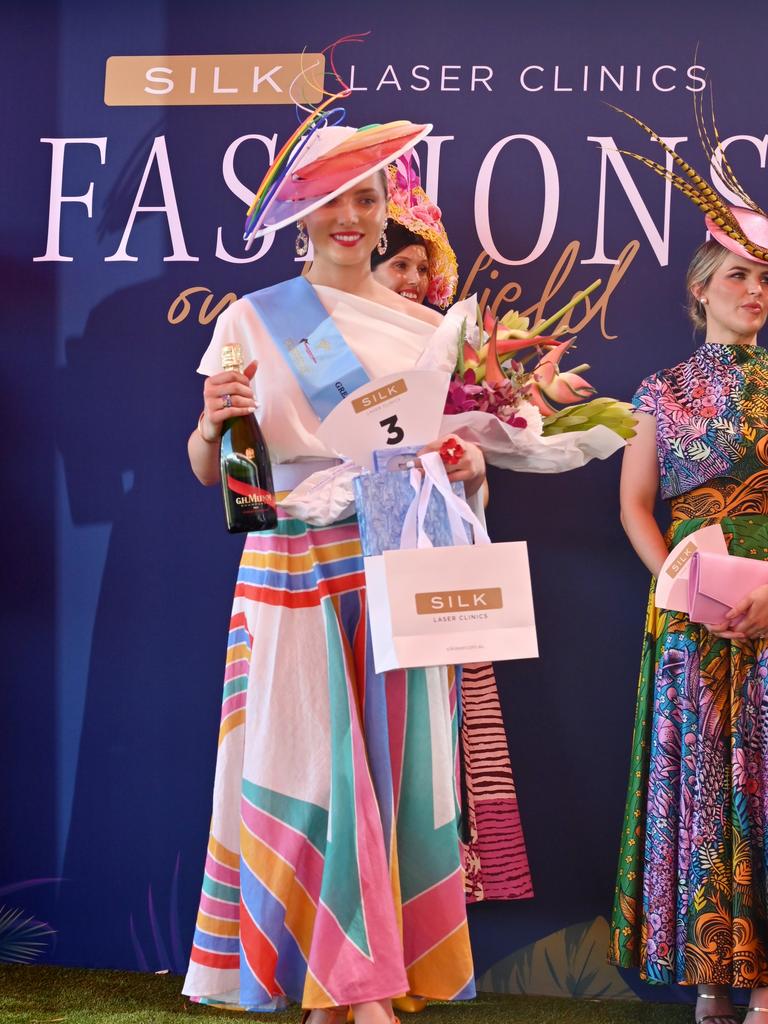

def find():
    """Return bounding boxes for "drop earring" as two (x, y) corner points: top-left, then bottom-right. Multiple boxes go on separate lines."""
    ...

(377, 221), (388, 256)
(295, 222), (309, 257)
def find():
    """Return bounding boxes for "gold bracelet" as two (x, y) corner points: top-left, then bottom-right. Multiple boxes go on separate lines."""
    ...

(197, 411), (219, 444)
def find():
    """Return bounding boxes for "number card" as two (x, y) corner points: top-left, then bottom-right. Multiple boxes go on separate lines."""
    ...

(315, 369), (451, 469)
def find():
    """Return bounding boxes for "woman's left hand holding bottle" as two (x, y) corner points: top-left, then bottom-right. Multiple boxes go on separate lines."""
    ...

(189, 361), (258, 485)
(199, 360), (259, 441)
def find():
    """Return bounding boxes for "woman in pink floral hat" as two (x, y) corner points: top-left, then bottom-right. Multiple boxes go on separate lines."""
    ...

(370, 157), (458, 310)
(372, 157), (534, 1020)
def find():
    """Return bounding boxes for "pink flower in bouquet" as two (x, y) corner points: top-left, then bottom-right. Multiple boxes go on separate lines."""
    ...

(526, 339), (595, 415)
(477, 379), (528, 427)
(443, 292), (631, 440)
(444, 375), (483, 415)
(473, 309), (564, 381)
(444, 374), (527, 428)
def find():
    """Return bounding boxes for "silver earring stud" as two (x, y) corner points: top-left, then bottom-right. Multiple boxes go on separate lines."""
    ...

(295, 222), (309, 257)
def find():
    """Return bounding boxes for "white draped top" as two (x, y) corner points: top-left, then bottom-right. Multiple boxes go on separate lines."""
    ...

(198, 283), (465, 465)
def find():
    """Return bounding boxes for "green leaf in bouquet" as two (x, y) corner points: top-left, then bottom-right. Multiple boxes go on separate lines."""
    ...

(456, 317), (467, 376)
(527, 279), (602, 339)
(500, 310), (530, 332)
(559, 414), (589, 425)
(542, 398), (636, 439)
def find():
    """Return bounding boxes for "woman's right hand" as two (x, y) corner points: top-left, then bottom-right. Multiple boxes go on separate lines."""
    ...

(199, 360), (258, 441)
(706, 584), (768, 641)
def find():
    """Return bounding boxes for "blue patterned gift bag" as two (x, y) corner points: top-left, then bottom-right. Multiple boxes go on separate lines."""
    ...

(353, 452), (472, 557)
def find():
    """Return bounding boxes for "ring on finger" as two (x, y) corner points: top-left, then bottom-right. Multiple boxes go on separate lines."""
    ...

(222, 393), (233, 409)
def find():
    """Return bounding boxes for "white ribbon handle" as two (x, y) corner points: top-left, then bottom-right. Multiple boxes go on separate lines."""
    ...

(399, 466), (430, 549)
(398, 451), (490, 550)
(419, 451), (490, 546)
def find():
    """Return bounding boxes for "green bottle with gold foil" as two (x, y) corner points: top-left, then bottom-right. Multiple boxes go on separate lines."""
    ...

(219, 343), (277, 533)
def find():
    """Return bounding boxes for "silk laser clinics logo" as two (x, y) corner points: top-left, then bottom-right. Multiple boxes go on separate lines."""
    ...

(104, 53), (325, 106)
(415, 588), (504, 615)
(352, 379), (408, 413)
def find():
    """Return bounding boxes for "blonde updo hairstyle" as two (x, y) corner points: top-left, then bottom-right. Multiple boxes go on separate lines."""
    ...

(686, 240), (729, 331)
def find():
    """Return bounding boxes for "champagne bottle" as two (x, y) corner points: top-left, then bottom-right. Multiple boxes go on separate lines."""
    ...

(219, 343), (277, 533)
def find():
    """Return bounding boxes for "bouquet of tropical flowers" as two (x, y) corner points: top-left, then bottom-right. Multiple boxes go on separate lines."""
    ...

(439, 282), (636, 473)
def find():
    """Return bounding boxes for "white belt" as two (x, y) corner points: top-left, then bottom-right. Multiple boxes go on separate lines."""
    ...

(271, 459), (342, 492)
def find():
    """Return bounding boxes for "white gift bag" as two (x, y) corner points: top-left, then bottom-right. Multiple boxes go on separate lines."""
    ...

(364, 451), (538, 672)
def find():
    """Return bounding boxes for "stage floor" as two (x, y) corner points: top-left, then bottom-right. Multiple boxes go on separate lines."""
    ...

(0, 965), (696, 1024)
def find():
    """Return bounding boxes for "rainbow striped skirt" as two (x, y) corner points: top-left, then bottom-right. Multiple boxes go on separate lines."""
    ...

(183, 512), (475, 1011)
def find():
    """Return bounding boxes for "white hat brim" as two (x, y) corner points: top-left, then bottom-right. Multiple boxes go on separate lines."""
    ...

(247, 123), (433, 242)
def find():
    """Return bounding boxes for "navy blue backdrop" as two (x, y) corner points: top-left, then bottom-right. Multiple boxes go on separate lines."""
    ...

(3, 0), (767, 1004)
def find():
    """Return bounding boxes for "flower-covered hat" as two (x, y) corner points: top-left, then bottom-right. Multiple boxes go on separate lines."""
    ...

(373, 153), (459, 308)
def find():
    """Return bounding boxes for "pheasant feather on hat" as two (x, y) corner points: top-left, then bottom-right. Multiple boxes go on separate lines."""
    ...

(609, 84), (768, 265)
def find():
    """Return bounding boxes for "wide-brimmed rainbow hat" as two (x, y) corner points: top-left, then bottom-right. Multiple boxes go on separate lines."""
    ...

(243, 35), (433, 247)
(244, 116), (431, 246)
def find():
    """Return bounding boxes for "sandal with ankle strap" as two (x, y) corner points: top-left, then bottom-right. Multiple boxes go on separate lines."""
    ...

(695, 991), (741, 1024)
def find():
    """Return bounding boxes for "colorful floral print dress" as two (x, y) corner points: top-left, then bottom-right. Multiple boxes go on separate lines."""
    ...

(610, 342), (768, 987)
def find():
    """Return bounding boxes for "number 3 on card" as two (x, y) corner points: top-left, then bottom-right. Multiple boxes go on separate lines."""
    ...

(379, 414), (405, 445)
(314, 369), (451, 470)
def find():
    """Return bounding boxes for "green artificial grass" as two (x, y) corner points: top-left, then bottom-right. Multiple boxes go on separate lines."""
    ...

(0, 965), (696, 1024)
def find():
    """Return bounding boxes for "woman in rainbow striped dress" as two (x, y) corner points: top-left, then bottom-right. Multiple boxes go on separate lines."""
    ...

(182, 117), (485, 1023)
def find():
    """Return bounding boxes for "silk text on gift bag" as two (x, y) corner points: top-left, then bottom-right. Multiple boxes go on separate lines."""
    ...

(363, 452), (538, 672)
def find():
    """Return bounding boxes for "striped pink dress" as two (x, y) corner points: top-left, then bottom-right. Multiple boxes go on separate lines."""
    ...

(460, 663), (533, 902)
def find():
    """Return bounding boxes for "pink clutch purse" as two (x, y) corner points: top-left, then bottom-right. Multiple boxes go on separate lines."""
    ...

(688, 551), (768, 624)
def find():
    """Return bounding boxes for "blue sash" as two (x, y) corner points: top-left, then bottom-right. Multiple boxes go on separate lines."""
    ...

(246, 278), (370, 421)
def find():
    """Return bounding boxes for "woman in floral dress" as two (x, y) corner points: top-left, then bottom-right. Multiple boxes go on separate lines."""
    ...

(610, 213), (768, 1024)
